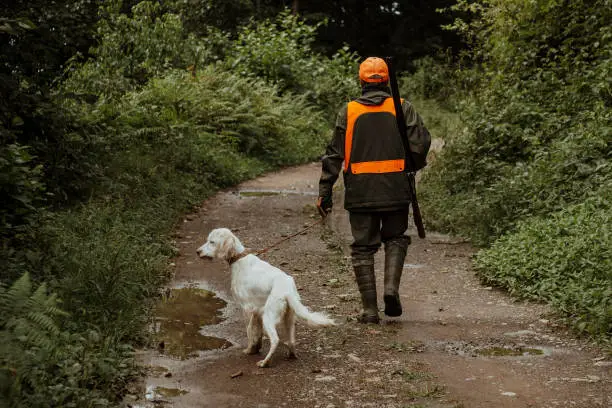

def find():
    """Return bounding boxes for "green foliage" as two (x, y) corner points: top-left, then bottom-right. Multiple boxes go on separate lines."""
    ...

(475, 192), (612, 338)
(161, 1), (464, 71)
(402, 56), (458, 103)
(421, 101), (611, 245)
(0, 1), (100, 85)
(113, 67), (329, 169)
(422, 0), (611, 243)
(63, 1), (214, 97)
(0, 144), (44, 241)
(35, 0), (333, 353)
(0, 1), (112, 210)
(401, 55), (481, 107)
(227, 11), (360, 120)
(165, 0), (256, 34)
(0, 274), (64, 354)
(420, 0), (611, 338)
(39, 204), (170, 340)
(1, 273), (136, 408)
(2, 2), (352, 405)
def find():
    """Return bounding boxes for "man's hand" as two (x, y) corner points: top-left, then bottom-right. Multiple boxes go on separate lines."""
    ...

(316, 196), (333, 218)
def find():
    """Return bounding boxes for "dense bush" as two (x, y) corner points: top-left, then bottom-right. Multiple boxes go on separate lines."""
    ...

(402, 56), (457, 103)
(113, 68), (328, 169)
(63, 1), (212, 97)
(419, 0), (611, 339)
(475, 191), (611, 338)
(421, 101), (611, 244)
(0, 144), (45, 242)
(227, 11), (360, 121)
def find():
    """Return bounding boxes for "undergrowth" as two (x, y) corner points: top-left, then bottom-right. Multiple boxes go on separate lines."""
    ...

(475, 191), (611, 339)
(411, 0), (611, 341)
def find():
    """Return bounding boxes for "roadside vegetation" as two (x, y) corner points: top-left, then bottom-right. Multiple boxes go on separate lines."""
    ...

(1, 2), (358, 406)
(411, 0), (611, 341)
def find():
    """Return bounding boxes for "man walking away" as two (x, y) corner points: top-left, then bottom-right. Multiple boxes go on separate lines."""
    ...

(317, 57), (431, 323)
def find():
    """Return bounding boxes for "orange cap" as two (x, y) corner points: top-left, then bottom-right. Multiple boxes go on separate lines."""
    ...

(359, 57), (389, 83)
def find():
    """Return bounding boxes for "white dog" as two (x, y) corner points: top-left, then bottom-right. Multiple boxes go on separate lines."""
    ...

(196, 228), (335, 367)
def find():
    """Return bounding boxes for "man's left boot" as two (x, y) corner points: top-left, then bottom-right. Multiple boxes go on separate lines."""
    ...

(352, 256), (380, 324)
(383, 237), (410, 317)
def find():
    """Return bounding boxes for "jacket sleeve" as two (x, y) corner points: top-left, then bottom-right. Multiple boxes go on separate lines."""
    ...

(402, 100), (431, 171)
(319, 107), (347, 198)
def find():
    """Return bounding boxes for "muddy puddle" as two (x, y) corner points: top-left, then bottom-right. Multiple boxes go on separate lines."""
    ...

(238, 189), (317, 197)
(477, 346), (546, 357)
(153, 286), (232, 360)
(141, 385), (190, 407)
(441, 341), (552, 359)
(239, 190), (281, 197)
(147, 365), (171, 377)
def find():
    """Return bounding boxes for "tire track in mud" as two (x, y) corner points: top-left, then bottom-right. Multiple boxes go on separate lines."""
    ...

(130, 163), (610, 408)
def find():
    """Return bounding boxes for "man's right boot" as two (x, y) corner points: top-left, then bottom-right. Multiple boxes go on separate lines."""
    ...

(383, 237), (409, 317)
(353, 261), (380, 324)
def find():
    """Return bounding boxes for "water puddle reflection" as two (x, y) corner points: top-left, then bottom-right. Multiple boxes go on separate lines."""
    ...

(477, 346), (546, 357)
(442, 341), (553, 358)
(154, 286), (232, 360)
(238, 189), (317, 197)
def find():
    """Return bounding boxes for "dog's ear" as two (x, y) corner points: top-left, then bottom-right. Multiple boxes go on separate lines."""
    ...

(217, 233), (238, 261)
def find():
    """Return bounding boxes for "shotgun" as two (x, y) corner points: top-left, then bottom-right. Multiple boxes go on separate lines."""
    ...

(385, 57), (426, 239)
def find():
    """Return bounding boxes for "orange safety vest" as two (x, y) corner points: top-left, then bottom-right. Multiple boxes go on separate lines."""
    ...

(344, 97), (405, 174)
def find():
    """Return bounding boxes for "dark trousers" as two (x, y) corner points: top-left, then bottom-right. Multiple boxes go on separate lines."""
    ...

(349, 208), (410, 261)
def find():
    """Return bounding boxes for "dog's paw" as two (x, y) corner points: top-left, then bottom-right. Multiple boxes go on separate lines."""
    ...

(286, 351), (297, 360)
(256, 360), (269, 368)
(243, 347), (260, 355)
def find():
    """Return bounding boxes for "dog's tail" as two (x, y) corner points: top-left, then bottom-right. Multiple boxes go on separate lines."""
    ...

(286, 282), (336, 327)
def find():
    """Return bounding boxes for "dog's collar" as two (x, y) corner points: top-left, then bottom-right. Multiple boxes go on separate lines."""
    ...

(228, 251), (250, 265)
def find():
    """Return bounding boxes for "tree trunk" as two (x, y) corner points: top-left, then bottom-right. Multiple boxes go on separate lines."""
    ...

(292, 0), (299, 14)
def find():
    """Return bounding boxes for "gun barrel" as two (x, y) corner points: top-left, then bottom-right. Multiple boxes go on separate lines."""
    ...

(385, 57), (426, 239)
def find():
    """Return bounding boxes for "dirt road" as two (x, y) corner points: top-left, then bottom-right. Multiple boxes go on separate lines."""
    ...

(133, 163), (610, 408)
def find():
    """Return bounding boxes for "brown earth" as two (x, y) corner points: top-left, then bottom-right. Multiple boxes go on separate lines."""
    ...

(132, 162), (610, 408)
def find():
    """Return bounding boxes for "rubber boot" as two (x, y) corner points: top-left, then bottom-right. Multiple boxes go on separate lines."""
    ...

(353, 260), (380, 324)
(383, 237), (410, 317)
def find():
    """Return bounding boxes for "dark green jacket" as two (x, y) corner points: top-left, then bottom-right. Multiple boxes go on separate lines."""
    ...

(319, 85), (431, 211)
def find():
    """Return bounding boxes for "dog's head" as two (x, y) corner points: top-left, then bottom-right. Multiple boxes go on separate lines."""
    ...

(196, 228), (245, 261)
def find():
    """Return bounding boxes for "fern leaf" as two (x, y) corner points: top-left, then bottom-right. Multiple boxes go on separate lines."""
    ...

(27, 311), (61, 337)
(0, 273), (32, 326)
